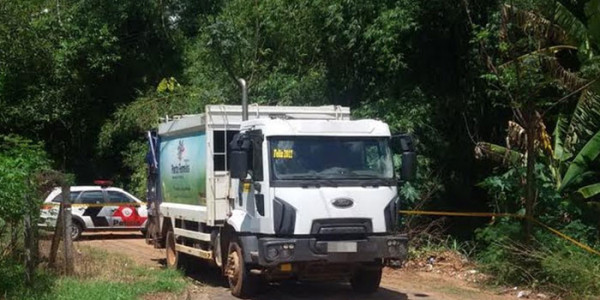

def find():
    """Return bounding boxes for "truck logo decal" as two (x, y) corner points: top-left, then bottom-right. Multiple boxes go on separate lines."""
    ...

(177, 140), (185, 161)
(171, 140), (191, 174)
(331, 198), (354, 208)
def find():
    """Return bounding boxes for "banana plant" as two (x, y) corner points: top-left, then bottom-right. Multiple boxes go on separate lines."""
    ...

(476, 2), (600, 200)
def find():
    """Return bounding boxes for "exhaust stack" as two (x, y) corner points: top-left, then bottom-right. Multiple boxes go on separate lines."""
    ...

(238, 78), (248, 121)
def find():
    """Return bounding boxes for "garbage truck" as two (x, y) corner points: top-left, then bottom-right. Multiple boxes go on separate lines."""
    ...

(144, 80), (416, 297)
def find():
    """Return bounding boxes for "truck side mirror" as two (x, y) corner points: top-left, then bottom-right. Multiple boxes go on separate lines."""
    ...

(392, 134), (417, 182)
(401, 151), (417, 181)
(230, 150), (248, 179)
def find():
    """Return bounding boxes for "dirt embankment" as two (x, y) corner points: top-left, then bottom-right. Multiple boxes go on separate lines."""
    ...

(75, 231), (526, 300)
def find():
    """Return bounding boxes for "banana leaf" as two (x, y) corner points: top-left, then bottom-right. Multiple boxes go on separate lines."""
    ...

(560, 130), (600, 192)
(577, 183), (600, 199)
(565, 87), (600, 155)
(553, 113), (568, 162)
(475, 142), (524, 166)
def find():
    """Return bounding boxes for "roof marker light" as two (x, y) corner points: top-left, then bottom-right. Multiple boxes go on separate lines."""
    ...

(94, 180), (113, 187)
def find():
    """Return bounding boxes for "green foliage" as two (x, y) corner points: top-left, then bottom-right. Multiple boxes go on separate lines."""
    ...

(540, 247), (600, 298)
(100, 0), (429, 195)
(0, 135), (53, 298)
(0, 258), (26, 297)
(353, 88), (444, 205)
(1, 248), (186, 300)
(476, 222), (600, 298)
(0, 258), (55, 299)
(0, 135), (51, 223)
(479, 161), (597, 238)
(46, 268), (185, 300)
(477, 159), (600, 297)
(475, 221), (527, 284)
(3, 0), (600, 296)
(560, 130), (600, 194)
(0, 0), (182, 181)
(40, 248), (187, 300)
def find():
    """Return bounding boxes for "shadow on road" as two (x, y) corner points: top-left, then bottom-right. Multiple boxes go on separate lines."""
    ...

(178, 255), (410, 300)
(78, 232), (144, 241)
(256, 281), (409, 300)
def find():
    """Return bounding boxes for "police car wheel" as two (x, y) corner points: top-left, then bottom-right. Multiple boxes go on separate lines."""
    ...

(70, 222), (83, 241)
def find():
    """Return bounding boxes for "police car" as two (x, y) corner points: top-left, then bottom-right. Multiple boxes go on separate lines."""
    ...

(39, 181), (148, 240)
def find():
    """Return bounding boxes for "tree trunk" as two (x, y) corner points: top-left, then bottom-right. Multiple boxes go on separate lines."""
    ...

(524, 108), (537, 242)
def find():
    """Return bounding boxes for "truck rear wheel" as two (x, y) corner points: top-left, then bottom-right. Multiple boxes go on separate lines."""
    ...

(165, 231), (186, 270)
(226, 240), (258, 298)
(350, 265), (382, 294)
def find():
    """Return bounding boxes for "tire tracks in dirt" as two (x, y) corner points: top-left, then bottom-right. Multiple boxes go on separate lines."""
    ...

(78, 231), (515, 300)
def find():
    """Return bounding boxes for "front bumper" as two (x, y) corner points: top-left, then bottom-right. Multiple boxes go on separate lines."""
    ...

(38, 216), (58, 228)
(240, 234), (408, 267)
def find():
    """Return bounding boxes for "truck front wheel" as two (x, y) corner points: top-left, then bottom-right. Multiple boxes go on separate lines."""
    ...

(226, 240), (258, 298)
(350, 265), (382, 294)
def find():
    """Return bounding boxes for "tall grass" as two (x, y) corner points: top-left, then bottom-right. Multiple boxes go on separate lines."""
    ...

(476, 227), (600, 299)
(2, 246), (186, 299)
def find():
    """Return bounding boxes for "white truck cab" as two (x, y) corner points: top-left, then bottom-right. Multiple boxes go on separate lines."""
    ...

(145, 90), (416, 298)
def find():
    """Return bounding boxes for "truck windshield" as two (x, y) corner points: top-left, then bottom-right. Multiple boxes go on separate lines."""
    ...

(270, 137), (394, 181)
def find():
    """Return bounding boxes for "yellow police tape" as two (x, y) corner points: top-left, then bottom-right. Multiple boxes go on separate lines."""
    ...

(47, 203), (145, 208)
(398, 210), (600, 258)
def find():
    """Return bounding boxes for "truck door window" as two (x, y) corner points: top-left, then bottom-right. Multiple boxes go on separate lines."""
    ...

(248, 130), (263, 181)
(78, 191), (105, 204)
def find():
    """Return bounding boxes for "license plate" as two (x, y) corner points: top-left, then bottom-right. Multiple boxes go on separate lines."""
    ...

(327, 241), (357, 253)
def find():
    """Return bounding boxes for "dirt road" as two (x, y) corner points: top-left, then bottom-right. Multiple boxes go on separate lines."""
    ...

(76, 232), (515, 300)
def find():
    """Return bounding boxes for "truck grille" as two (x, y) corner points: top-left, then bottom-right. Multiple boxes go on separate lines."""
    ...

(310, 218), (372, 240)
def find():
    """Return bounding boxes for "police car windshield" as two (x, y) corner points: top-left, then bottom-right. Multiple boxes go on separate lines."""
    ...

(51, 191), (82, 203)
(270, 137), (394, 180)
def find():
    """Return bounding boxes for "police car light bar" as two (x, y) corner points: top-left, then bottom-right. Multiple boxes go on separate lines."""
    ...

(94, 180), (113, 187)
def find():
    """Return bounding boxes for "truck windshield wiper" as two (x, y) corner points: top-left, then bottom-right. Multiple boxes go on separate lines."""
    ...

(282, 175), (339, 188)
(316, 178), (338, 187)
(360, 178), (394, 187)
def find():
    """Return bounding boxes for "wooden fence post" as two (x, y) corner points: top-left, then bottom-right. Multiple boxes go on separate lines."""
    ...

(48, 206), (63, 269)
(61, 183), (74, 275)
(23, 185), (33, 285)
(23, 178), (41, 286)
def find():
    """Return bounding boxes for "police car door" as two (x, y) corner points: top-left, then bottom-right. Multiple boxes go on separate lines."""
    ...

(106, 190), (146, 228)
(78, 190), (111, 228)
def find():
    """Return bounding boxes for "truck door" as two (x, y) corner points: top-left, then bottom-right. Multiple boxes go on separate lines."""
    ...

(240, 130), (267, 219)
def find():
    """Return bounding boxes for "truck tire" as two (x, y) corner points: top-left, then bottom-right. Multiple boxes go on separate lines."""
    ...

(165, 231), (186, 270)
(350, 266), (382, 294)
(226, 240), (258, 298)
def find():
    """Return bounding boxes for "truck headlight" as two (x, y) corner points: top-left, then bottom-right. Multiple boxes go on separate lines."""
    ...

(265, 243), (296, 261)
(387, 239), (404, 255)
(267, 246), (280, 260)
